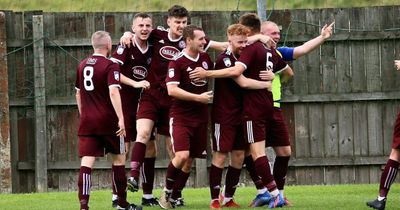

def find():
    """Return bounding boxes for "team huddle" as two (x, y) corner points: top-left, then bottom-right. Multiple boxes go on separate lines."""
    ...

(74, 4), (361, 210)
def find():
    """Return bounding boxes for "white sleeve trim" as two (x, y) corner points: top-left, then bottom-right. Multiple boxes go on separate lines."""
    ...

(109, 84), (122, 89)
(110, 57), (124, 65)
(235, 61), (247, 70)
(75, 87), (80, 90)
(275, 64), (289, 75)
(204, 40), (213, 52)
(166, 81), (180, 85)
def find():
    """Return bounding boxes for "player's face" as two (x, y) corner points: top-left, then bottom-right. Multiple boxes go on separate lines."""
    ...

(189, 30), (207, 52)
(261, 24), (280, 43)
(167, 16), (188, 37)
(132, 17), (152, 41)
(229, 34), (247, 56)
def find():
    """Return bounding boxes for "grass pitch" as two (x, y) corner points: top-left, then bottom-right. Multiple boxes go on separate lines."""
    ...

(0, 184), (399, 210)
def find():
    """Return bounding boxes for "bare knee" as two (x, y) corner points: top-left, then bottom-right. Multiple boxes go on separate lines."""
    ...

(212, 152), (228, 168)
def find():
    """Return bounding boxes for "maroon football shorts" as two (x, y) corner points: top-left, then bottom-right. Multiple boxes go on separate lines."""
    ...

(136, 88), (171, 136)
(78, 135), (125, 157)
(243, 119), (272, 144)
(212, 123), (247, 152)
(265, 108), (290, 147)
(392, 111), (400, 149)
(170, 122), (208, 159)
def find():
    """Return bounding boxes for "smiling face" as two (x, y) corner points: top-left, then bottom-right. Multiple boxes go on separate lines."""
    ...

(261, 22), (281, 43)
(188, 29), (207, 53)
(229, 34), (247, 56)
(132, 16), (152, 41)
(167, 16), (188, 38)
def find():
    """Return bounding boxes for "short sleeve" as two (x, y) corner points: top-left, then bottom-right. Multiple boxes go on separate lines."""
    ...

(277, 47), (294, 61)
(107, 62), (121, 88)
(165, 60), (180, 86)
(111, 44), (129, 65)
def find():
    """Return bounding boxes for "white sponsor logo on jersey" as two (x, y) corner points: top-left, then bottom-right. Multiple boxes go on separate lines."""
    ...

(117, 45), (124, 55)
(160, 46), (180, 60)
(202, 61), (209, 69)
(87, 58), (97, 65)
(132, 66), (148, 80)
(223, 57), (231, 67)
(114, 71), (120, 81)
(168, 68), (175, 78)
(178, 40), (186, 49)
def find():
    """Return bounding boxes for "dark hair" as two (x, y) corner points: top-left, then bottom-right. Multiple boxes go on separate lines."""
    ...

(183, 25), (203, 43)
(238, 13), (261, 33)
(134, 12), (151, 20)
(168, 5), (189, 18)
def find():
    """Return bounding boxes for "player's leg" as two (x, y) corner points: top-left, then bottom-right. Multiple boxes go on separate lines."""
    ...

(367, 112), (400, 210)
(245, 120), (284, 208)
(269, 108), (292, 205)
(141, 139), (159, 206)
(159, 123), (190, 209)
(107, 134), (141, 210)
(220, 149), (243, 208)
(367, 149), (400, 210)
(220, 124), (245, 207)
(78, 156), (96, 210)
(209, 151), (227, 206)
(171, 157), (192, 207)
(77, 135), (101, 210)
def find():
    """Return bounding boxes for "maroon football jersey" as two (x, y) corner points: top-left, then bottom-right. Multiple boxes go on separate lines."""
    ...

(212, 47), (242, 125)
(75, 54), (121, 135)
(148, 27), (210, 89)
(236, 42), (288, 120)
(165, 51), (213, 126)
(111, 39), (152, 128)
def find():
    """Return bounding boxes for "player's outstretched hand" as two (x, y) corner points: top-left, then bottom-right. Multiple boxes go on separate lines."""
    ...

(259, 69), (275, 81)
(198, 90), (213, 104)
(189, 67), (207, 79)
(395, 60), (400, 71)
(119, 31), (134, 48)
(321, 21), (335, 39)
(133, 80), (150, 89)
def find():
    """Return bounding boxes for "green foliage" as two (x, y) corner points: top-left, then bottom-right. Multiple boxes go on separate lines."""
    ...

(1, 184), (399, 209)
(0, 0), (399, 12)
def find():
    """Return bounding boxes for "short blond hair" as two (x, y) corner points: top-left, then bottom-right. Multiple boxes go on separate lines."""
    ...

(91, 31), (111, 50)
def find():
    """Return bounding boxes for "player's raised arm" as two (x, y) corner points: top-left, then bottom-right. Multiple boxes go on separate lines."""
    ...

(293, 21), (334, 59)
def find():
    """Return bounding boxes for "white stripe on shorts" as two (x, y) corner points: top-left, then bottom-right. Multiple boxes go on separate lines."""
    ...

(246, 121), (254, 144)
(169, 118), (175, 153)
(214, 123), (221, 151)
(119, 135), (125, 154)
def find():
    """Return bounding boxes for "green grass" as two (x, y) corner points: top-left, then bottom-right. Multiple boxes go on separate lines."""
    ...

(1, 184), (399, 209)
(0, 0), (399, 12)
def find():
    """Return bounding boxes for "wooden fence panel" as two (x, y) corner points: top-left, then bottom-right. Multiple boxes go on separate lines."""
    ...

(3, 7), (400, 192)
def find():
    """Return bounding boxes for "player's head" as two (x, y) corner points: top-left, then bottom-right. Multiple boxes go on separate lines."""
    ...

(238, 13), (261, 35)
(227, 24), (250, 56)
(183, 25), (206, 52)
(132, 13), (153, 42)
(261, 21), (280, 43)
(167, 5), (189, 37)
(91, 31), (112, 55)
